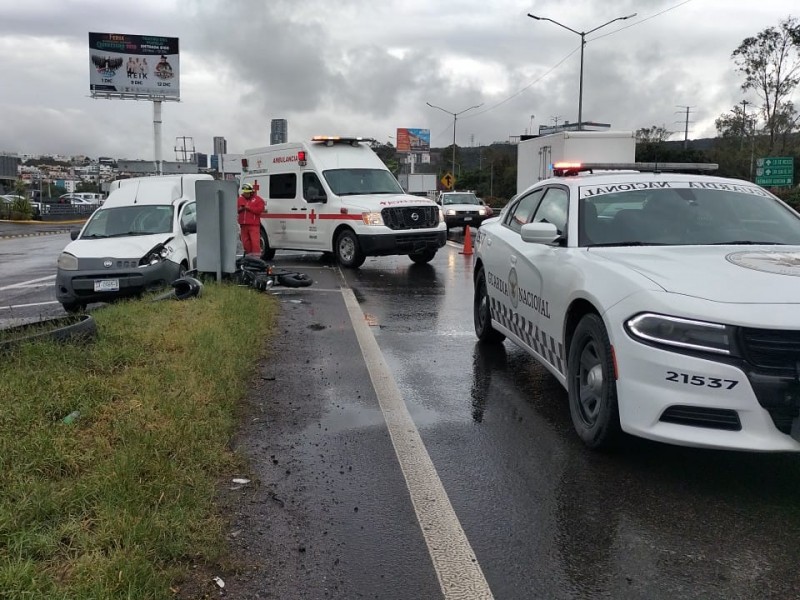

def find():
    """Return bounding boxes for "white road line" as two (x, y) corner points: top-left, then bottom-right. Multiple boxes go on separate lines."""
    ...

(342, 288), (494, 600)
(0, 300), (60, 311)
(0, 274), (56, 292)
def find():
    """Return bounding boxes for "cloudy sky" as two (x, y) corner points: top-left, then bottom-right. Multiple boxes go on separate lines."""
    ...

(0, 0), (797, 161)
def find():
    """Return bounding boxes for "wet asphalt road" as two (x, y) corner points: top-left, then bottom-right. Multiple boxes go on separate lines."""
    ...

(3, 225), (800, 599)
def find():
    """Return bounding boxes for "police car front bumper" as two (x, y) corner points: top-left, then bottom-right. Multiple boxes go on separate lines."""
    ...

(358, 231), (446, 256)
(606, 297), (800, 452)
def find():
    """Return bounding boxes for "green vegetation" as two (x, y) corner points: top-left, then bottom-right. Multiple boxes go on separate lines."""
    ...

(0, 284), (276, 599)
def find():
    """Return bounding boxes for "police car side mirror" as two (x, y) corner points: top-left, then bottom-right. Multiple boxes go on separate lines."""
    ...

(520, 222), (560, 245)
(70, 229), (80, 241)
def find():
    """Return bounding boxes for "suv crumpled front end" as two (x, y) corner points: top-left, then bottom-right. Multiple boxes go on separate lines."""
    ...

(56, 237), (183, 309)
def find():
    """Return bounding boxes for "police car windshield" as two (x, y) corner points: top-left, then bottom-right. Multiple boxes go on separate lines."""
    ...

(323, 169), (404, 196)
(82, 205), (174, 238)
(579, 184), (800, 247)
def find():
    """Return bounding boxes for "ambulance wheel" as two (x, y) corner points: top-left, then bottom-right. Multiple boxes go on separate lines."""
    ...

(260, 228), (275, 261)
(409, 249), (437, 264)
(334, 230), (365, 268)
(473, 267), (504, 343)
(567, 313), (621, 450)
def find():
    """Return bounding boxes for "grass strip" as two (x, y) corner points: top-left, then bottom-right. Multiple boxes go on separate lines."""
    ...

(0, 283), (276, 599)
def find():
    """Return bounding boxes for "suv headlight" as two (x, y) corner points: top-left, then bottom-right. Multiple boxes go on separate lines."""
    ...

(626, 313), (733, 355)
(445, 209), (456, 216)
(57, 252), (79, 271)
(362, 211), (385, 226)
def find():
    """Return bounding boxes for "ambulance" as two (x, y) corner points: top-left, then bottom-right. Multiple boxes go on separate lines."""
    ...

(239, 136), (446, 268)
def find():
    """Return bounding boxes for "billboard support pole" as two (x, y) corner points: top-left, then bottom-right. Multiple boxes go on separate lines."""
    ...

(153, 100), (163, 175)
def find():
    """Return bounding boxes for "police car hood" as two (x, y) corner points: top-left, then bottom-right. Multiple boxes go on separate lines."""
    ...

(591, 245), (800, 303)
(65, 234), (174, 259)
(342, 194), (437, 211)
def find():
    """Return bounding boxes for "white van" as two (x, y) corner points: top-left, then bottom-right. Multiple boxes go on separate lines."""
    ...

(55, 174), (209, 313)
(240, 136), (446, 268)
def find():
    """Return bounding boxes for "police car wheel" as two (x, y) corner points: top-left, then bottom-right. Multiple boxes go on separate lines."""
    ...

(260, 228), (276, 261)
(567, 313), (621, 450)
(473, 267), (505, 343)
(334, 230), (365, 268)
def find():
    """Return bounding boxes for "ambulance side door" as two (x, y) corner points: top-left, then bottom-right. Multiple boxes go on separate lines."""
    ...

(302, 171), (328, 250)
(267, 173), (306, 249)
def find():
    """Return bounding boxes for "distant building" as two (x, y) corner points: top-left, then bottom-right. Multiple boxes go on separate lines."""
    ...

(210, 154), (243, 177)
(271, 119), (288, 145)
(213, 136), (228, 155)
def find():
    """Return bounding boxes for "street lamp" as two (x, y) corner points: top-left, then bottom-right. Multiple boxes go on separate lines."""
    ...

(527, 12), (636, 130)
(426, 101), (483, 184)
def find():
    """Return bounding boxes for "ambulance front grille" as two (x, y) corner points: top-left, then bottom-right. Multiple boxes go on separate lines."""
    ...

(381, 206), (439, 230)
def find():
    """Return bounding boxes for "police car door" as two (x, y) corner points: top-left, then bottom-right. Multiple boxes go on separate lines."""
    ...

(482, 188), (545, 348)
(302, 171), (328, 250)
(518, 185), (570, 377)
(266, 172), (307, 249)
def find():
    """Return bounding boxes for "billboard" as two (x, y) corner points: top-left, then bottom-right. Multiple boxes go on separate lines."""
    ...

(89, 32), (179, 99)
(396, 128), (430, 153)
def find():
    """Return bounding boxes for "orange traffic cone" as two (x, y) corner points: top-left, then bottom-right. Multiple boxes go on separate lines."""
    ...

(460, 225), (473, 256)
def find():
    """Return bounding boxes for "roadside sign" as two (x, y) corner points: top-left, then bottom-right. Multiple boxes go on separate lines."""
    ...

(755, 156), (794, 187)
(441, 172), (455, 190)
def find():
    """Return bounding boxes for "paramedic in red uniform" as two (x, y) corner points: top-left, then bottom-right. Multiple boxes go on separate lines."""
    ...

(237, 183), (265, 256)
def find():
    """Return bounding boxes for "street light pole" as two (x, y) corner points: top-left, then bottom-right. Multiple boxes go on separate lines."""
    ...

(426, 101), (483, 186)
(527, 12), (636, 131)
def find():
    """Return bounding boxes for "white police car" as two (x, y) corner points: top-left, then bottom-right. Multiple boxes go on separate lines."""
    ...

(473, 162), (800, 451)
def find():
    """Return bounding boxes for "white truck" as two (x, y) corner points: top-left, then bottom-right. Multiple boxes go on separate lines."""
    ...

(240, 136), (446, 268)
(398, 173), (438, 196)
(516, 130), (636, 194)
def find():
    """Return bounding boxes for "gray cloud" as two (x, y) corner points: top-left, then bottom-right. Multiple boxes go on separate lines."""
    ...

(0, 0), (796, 159)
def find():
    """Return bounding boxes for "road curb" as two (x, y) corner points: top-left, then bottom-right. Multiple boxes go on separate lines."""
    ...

(0, 230), (71, 240)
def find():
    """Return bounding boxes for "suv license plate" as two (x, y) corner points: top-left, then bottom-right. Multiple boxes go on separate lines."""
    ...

(94, 279), (119, 292)
(464, 216), (473, 222)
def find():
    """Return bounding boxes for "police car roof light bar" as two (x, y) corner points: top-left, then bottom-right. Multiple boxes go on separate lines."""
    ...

(551, 162), (719, 177)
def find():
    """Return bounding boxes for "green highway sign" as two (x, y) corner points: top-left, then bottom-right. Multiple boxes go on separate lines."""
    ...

(755, 156), (794, 187)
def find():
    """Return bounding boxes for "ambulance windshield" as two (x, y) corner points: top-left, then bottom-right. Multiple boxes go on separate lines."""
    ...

(323, 169), (404, 197)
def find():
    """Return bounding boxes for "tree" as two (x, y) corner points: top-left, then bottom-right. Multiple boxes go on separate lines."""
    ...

(732, 17), (800, 150)
(635, 125), (672, 144)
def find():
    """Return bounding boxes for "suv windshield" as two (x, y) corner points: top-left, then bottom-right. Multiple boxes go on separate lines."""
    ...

(579, 184), (800, 247)
(323, 169), (403, 196)
(81, 205), (174, 238)
(441, 192), (480, 206)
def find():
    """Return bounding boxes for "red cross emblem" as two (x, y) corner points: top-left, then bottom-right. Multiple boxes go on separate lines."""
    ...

(256, 159), (262, 168)
(309, 209), (317, 224)
(252, 180), (260, 194)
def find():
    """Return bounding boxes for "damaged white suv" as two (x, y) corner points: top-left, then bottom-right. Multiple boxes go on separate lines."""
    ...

(56, 174), (209, 313)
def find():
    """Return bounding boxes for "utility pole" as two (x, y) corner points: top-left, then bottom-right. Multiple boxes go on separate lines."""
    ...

(675, 105), (694, 149)
(740, 100), (751, 150)
(426, 101), (484, 185)
(528, 12), (636, 130)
